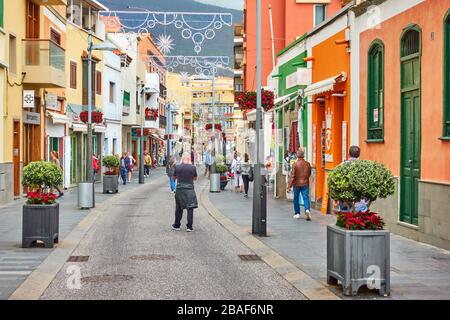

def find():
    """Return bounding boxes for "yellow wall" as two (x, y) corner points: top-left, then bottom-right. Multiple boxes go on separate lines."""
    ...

(2, 0), (26, 163)
(166, 72), (192, 132)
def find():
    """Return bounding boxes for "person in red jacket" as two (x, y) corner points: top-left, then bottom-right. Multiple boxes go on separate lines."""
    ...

(92, 154), (100, 181)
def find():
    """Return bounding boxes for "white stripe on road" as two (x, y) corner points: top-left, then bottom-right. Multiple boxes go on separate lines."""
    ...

(0, 271), (32, 276)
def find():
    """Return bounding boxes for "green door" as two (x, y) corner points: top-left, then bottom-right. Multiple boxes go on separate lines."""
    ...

(400, 28), (421, 225)
(70, 135), (77, 185)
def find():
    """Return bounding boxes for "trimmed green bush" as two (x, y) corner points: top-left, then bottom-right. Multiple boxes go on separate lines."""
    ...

(215, 154), (225, 165)
(102, 155), (120, 169)
(215, 163), (229, 174)
(22, 161), (63, 192)
(327, 160), (395, 210)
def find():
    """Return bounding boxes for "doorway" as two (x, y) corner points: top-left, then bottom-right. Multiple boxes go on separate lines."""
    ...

(400, 27), (421, 226)
(13, 121), (20, 197)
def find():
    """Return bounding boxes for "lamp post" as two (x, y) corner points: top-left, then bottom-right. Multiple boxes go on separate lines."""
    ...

(252, 0), (267, 236)
(80, 30), (117, 209)
(139, 81), (145, 184)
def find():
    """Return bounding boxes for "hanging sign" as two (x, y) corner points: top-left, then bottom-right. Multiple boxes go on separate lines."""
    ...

(23, 90), (35, 109)
(45, 94), (59, 111)
(325, 109), (333, 163)
(23, 111), (41, 125)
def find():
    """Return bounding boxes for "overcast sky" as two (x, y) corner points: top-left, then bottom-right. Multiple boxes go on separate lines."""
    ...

(195, 0), (243, 10)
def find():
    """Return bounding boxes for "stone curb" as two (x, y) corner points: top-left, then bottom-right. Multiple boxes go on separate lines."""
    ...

(199, 184), (340, 301)
(8, 177), (164, 300)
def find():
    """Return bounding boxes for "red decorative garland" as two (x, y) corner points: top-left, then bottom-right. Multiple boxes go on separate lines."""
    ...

(80, 111), (103, 124)
(237, 89), (274, 112)
(205, 123), (222, 131)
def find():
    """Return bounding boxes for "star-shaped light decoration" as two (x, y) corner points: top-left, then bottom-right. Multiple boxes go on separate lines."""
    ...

(156, 34), (175, 55)
(180, 72), (190, 86)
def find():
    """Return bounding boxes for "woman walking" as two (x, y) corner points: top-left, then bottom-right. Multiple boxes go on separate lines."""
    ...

(144, 151), (152, 177)
(231, 152), (243, 193)
(128, 153), (136, 183)
(50, 151), (64, 198)
(119, 152), (131, 185)
(166, 156), (177, 193)
(241, 153), (252, 198)
(172, 152), (198, 232)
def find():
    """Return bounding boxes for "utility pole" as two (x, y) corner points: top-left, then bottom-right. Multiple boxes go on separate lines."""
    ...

(252, 0), (267, 236)
(139, 81), (145, 184)
(211, 66), (216, 173)
(166, 102), (172, 161)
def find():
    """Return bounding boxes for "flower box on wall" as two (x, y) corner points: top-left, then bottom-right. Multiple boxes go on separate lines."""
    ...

(327, 224), (390, 296)
(80, 111), (103, 124)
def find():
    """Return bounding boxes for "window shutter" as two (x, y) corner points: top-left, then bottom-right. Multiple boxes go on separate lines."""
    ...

(96, 71), (102, 95)
(70, 61), (77, 89)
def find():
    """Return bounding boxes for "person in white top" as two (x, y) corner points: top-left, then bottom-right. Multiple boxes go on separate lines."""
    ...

(231, 152), (243, 193)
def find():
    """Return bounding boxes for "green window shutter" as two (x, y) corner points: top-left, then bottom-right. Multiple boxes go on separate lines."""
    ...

(0, 0), (4, 28)
(367, 41), (385, 141)
(444, 13), (450, 137)
(123, 91), (130, 107)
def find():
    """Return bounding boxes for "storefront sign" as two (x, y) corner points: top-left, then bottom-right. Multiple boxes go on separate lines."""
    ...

(325, 109), (333, 163)
(23, 90), (35, 109)
(45, 94), (60, 111)
(23, 111), (41, 125)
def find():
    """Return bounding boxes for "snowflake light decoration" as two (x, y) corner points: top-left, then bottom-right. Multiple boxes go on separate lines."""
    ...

(156, 34), (175, 55)
(180, 72), (190, 86)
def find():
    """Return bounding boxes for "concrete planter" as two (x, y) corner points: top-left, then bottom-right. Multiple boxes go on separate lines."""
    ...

(103, 175), (118, 194)
(327, 224), (390, 296)
(22, 203), (59, 248)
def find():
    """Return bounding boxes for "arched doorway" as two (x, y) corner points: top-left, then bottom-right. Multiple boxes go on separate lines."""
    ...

(400, 26), (421, 226)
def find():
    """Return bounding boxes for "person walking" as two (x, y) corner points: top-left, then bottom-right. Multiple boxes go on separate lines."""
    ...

(92, 154), (100, 182)
(166, 156), (177, 193)
(172, 152), (198, 232)
(50, 151), (64, 198)
(144, 151), (152, 177)
(241, 153), (252, 198)
(204, 149), (211, 177)
(231, 152), (243, 193)
(128, 153), (136, 183)
(119, 152), (131, 185)
(287, 147), (312, 221)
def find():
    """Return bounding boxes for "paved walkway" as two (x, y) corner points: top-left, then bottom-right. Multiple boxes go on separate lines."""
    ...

(0, 170), (162, 300)
(38, 175), (305, 300)
(208, 182), (450, 300)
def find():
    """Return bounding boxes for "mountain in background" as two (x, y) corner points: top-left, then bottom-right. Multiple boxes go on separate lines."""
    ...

(99, 1), (242, 77)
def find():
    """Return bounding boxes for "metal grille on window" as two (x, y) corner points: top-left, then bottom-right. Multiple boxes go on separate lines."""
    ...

(402, 30), (420, 57)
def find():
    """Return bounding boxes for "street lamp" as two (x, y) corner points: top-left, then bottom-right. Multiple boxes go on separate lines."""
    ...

(80, 29), (117, 209)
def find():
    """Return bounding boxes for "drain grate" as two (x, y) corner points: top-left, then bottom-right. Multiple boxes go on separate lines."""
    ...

(67, 256), (89, 262)
(129, 254), (176, 261)
(238, 254), (262, 261)
(81, 274), (134, 283)
(126, 215), (152, 218)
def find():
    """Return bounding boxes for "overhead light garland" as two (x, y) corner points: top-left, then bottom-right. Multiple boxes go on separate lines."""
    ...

(99, 10), (233, 54)
(147, 55), (230, 76)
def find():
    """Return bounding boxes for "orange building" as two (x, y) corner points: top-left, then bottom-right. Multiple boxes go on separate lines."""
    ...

(303, 7), (352, 212)
(356, 0), (450, 249)
(243, 0), (343, 91)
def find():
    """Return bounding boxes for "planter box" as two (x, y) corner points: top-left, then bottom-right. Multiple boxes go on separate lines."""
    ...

(22, 203), (59, 248)
(327, 224), (390, 296)
(103, 175), (118, 194)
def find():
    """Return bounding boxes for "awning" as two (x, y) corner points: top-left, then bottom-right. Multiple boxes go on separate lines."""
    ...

(72, 123), (87, 133)
(274, 92), (297, 105)
(93, 124), (107, 133)
(47, 111), (70, 125)
(275, 92), (299, 110)
(304, 72), (347, 97)
(150, 133), (164, 142)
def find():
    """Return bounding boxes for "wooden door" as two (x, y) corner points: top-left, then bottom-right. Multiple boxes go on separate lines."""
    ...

(13, 121), (20, 197)
(400, 29), (421, 226)
(70, 135), (77, 185)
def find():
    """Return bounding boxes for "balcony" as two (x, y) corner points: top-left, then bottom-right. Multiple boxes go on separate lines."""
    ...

(33, 0), (67, 5)
(23, 39), (66, 88)
(159, 115), (167, 127)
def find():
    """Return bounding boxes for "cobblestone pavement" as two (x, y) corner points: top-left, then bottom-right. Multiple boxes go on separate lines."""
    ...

(39, 175), (306, 300)
(0, 170), (161, 300)
(208, 183), (450, 300)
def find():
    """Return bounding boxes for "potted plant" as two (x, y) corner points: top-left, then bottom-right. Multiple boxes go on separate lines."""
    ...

(237, 89), (274, 112)
(102, 155), (120, 194)
(326, 160), (395, 296)
(22, 161), (63, 248)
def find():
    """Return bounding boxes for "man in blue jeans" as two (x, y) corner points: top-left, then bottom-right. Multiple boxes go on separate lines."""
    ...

(119, 152), (131, 185)
(287, 147), (312, 221)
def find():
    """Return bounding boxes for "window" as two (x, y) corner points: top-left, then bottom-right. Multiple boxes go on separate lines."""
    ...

(70, 61), (77, 89)
(444, 12), (450, 137)
(123, 91), (130, 107)
(0, 0), (4, 28)
(367, 40), (385, 141)
(50, 28), (61, 45)
(96, 71), (102, 95)
(314, 5), (326, 27)
(26, 0), (39, 38)
(109, 82), (115, 103)
(9, 34), (16, 74)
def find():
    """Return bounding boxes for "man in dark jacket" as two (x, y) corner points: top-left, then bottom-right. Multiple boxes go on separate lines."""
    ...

(172, 153), (198, 232)
(287, 147), (312, 221)
(119, 152), (131, 185)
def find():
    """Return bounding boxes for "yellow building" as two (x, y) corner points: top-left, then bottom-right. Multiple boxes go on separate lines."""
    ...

(0, 0), (68, 205)
(166, 72), (192, 141)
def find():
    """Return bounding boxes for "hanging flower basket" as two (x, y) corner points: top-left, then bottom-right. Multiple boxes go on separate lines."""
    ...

(80, 111), (103, 124)
(145, 108), (159, 121)
(237, 89), (274, 112)
(205, 123), (222, 131)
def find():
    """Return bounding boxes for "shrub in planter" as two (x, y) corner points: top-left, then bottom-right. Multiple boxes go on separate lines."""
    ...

(102, 155), (119, 194)
(326, 160), (395, 296)
(22, 161), (63, 248)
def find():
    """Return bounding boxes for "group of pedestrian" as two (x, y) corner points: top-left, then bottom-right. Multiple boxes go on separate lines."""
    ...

(230, 152), (253, 198)
(119, 152), (137, 185)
